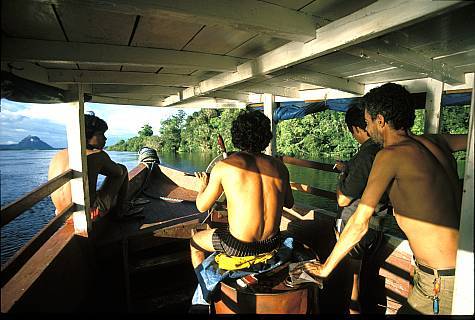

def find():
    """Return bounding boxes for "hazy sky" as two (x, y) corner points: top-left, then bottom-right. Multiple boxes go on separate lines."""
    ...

(0, 99), (198, 148)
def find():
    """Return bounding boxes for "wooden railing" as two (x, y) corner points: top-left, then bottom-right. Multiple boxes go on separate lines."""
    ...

(1, 169), (75, 285)
(1, 170), (74, 227)
(280, 156), (339, 200)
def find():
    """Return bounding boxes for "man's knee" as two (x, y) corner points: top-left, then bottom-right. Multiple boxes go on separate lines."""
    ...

(190, 229), (215, 253)
(190, 238), (208, 253)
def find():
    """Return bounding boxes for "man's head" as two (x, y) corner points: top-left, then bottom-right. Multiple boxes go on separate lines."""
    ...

(231, 110), (272, 153)
(362, 83), (415, 146)
(345, 105), (370, 145)
(84, 113), (108, 150)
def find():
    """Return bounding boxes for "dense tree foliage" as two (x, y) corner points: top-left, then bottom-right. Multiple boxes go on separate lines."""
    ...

(108, 105), (469, 160)
(138, 124), (153, 137)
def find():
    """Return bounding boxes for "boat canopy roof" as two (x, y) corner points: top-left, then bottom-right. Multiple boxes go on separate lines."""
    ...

(1, 0), (474, 108)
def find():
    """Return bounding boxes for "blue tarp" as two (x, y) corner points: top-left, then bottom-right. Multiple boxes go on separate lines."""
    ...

(273, 92), (471, 123)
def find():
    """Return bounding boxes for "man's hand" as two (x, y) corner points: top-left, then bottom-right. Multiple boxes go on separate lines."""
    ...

(334, 160), (347, 173)
(194, 172), (209, 193)
(290, 260), (330, 279)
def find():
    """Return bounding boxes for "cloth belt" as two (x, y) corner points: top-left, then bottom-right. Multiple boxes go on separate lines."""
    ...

(415, 261), (455, 277)
(214, 250), (277, 271)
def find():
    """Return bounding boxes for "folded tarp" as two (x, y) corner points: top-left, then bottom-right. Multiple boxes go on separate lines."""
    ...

(273, 92), (470, 123)
(1, 71), (91, 104)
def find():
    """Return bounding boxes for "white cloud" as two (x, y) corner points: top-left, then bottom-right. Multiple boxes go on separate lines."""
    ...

(2, 102), (73, 125)
(85, 103), (198, 137)
(1, 99), (200, 147)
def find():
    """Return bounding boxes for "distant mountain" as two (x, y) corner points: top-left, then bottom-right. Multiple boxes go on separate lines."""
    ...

(0, 135), (54, 150)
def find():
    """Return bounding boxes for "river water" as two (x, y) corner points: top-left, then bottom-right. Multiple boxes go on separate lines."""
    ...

(0, 150), (466, 266)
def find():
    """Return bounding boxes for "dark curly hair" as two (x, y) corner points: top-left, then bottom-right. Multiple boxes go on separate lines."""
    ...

(345, 104), (366, 134)
(362, 83), (415, 130)
(231, 110), (273, 153)
(84, 113), (108, 140)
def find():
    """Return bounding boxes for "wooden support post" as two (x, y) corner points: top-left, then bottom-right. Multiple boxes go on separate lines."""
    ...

(452, 73), (474, 315)
(424, 78), (444, 134)
(66, 84), (91, 236)
(263, 93), (276, 156)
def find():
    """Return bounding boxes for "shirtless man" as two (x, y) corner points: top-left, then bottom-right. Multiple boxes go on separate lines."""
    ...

(297, 83), (461, 315)
(190, 109), (294, 269)
(48, 113), (142, 220)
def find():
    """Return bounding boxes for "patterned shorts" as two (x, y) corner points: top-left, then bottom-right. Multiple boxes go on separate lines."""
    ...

(212, 228), (282, 257)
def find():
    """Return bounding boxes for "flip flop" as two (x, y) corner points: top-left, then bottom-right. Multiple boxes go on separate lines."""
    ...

(132, 198), (151, 206)
(123, 206), (145, 217)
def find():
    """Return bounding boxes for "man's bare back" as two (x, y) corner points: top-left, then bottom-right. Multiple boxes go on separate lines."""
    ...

(190, 109), (294, 274)
(48, 149), (72, 213)
(377, 138), (459, 269)
(213, 152), (293, 242)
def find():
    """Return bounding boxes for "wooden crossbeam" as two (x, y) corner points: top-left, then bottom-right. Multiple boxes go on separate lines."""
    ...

(343, 39), (466, 85)
(290, 182), (336, 200)
(29, 0), (319, 42)
(205, 90), (249, 102)
(239, 85), (300, 99)
(88, 84), (182, 96)
(276, 68), (365, 95)
(282, 156), (339, 173)
(165, 0), (466, 106)
(91, 95), (163, 107)
(2, 37), (244, 72)
(48, 69), (199, 86)
(1, 62), (68, 90)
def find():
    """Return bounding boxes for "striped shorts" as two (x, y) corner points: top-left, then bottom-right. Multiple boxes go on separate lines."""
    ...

(212, 228), (282, 257)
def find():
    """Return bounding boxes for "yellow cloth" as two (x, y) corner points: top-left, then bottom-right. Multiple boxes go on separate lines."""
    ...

(215, 250), (277, 271)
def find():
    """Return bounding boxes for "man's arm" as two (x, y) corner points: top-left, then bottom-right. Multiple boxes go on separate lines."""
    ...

(195, 163), (224, 213)
(438, 134), (468, 152)
(98, 151), (125, 177)
(283, 166), (294, 209)
(301, 150), (396, 278)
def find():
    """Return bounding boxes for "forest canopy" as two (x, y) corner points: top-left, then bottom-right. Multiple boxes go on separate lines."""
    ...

(108, 105), (470, 161)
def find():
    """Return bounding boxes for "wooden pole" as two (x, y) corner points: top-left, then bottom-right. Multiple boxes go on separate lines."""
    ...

(66, 84), (91, 236)
(424, 78), (444, 134)
(452, 73), (474, 315)
(263, 93), (276, 156)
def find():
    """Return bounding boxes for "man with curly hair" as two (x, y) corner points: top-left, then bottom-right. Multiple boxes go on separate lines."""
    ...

(190, 109), (294, 268)
(297, 83), (462, 315)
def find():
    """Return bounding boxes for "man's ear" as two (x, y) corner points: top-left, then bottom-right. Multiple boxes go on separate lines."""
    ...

(376, 114), (386, 127)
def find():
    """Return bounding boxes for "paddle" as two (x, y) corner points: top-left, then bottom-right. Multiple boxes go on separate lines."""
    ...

(201, 134), (228, 224)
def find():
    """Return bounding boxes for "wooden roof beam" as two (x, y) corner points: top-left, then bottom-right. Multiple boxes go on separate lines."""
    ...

(2, 37), (244, 72)
(343, 39), (466, 85)
(87, 84), (182, 96)
(91, 95), (164, 107)
(274, 68), (365, 95)
(240, 85), (300, 99)
(205, 90), (250, 102)
(170, 97), (247, 109)
(165, 0), (466, 106)
(29, 0), (319, 42)
(48, 70), (199, 86)
(1, 62), (68, 90)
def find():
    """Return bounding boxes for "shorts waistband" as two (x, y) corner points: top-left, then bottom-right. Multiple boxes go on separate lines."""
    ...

(415, 260), (455, 277)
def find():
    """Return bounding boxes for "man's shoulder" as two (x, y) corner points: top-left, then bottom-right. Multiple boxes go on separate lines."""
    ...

(354, 141), (380, 163)
(87, 149), (109, 158)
